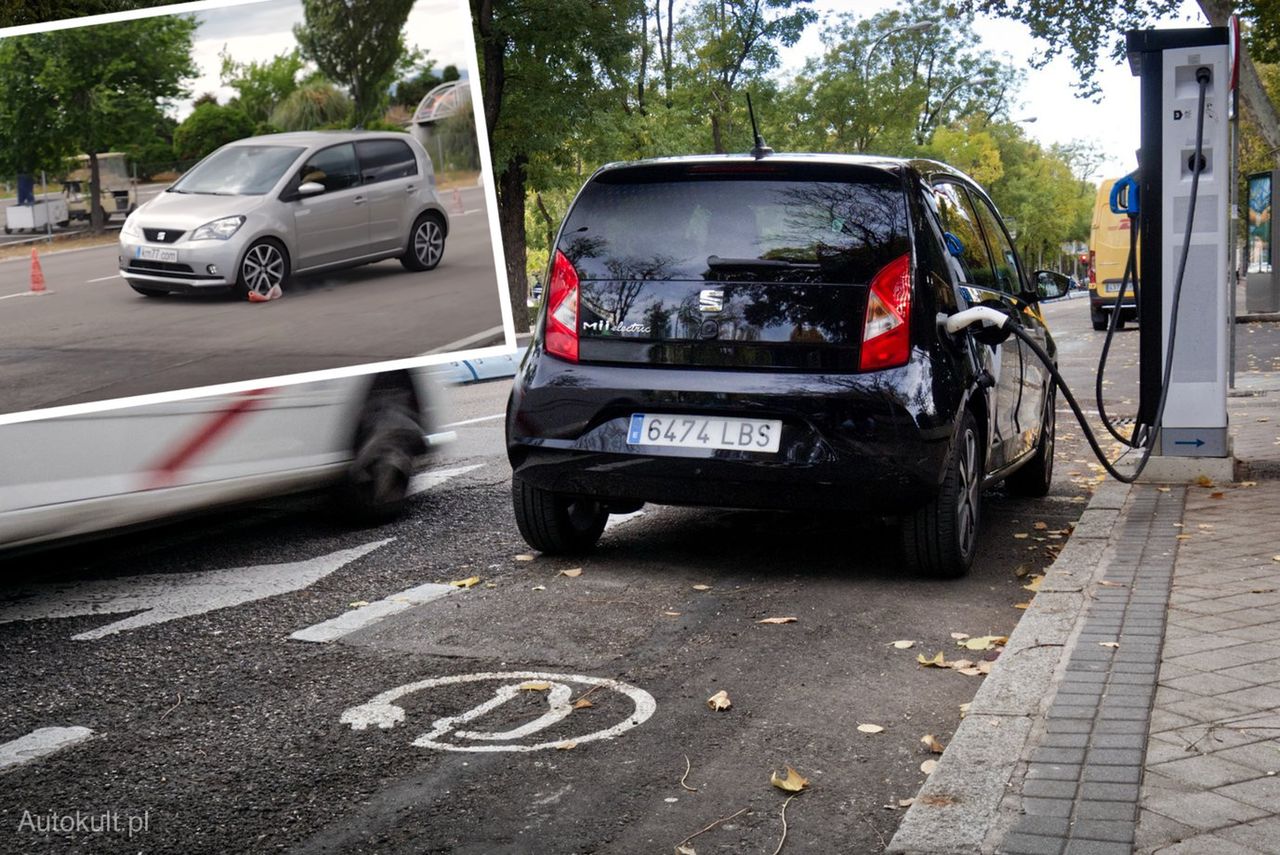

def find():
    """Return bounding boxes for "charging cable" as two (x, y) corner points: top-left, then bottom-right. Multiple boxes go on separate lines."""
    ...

(944, 67), (1212, 485)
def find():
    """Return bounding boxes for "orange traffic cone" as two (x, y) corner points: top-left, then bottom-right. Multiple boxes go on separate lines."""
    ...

(452, 188), (464, 214)
(29, 249), (46, 294)
(247, 283), (282, 302)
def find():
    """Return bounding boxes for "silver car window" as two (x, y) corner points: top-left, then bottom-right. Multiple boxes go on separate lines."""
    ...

(356, 139), (418, 184)
(298, 143), (360, 193)
(171, 145), (305, 196)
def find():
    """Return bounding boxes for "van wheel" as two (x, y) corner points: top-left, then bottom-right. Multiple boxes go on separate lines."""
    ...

(1091, 308), (1107, 331)
(234, 239), (290, 300)
(400, 212), (445, 271)
(512, 478), (608, 555)
(1005, 389), (1055, 498)
(902, 409), (982, 578)
(335, 387), (423, 523)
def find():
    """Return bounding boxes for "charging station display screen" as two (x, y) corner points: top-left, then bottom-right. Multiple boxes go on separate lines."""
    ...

(1248, 172), (1272, 274)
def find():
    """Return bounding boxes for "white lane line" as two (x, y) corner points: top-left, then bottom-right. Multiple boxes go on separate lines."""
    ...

(290, 581), (456, 643)
(441, 413), (503, 428)
(0, 291), (51, 301)
(406, 463), (484, 497)
(0, 727), (95, 771)
(605, 509), (647, 531)
(86, 274), (120, 283)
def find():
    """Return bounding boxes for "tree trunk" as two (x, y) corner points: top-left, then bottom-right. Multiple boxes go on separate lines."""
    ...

(89, 152), (103, 234)
(535, 193), (555, 259)
(710, 111), (724, 154)
(497, 155), (529, 329)
(1196, 0), (1280, 165)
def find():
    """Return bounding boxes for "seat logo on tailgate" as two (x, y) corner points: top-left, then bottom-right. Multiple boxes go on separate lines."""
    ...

(699, 289), (724, 312)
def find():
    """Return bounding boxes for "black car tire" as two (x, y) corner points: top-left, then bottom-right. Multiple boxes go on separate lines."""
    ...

(233, 238), (290, 300)
(400, 212), (445, 272)
(512, 478), (608, 555)
(1005, 390), (1055, 498)
(902, 409), (983, 578)
(334, 386), (423, 523)
(129, 284), (169, 297)
(1091, 307), (1107, 331)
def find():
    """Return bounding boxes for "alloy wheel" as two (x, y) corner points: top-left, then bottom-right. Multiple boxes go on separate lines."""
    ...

(955, 427), (980, 559)
(414, 219), (443, 268)
(242, 243), (285, 296)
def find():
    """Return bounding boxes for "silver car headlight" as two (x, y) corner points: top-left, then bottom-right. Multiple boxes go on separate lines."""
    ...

(121, 214), (142, 239)
(190, 215), (246, 241)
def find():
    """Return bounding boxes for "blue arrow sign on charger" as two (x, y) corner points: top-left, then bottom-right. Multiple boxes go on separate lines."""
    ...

(1174, 438), (1206, 448)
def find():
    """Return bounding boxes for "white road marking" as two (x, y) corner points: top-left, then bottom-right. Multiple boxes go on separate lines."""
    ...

(341, 671), (657, 752)
(0, 727), (94, 771)
(605, 509), (647, 531)
(85, 274), (120, 283)
(0, 539), (392, 640)
(289, 580), (456, 643)
(406, 463), (483, 497)
(440, 413), (503, 428)
(0, 291), (51, 301)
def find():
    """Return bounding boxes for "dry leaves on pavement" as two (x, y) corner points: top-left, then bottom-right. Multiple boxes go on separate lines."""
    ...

(770, 766), (810, 793)
(706, 690), (732, 712)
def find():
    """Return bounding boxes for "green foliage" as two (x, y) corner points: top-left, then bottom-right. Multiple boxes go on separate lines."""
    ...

(220, 48), (308, 125)
(361, 118), (410, 133)
(120, 112), (179, 179)
(0, 37), (68, 176)
(294, 0), (416, 127)
(392, 63), (441, 110)
(0, 0), (166, 27)
(269, 81), (353, 131)
(172, 102), (255, 162)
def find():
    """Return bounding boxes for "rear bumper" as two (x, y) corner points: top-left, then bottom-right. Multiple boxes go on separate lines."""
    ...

(507, 346), (961, 514)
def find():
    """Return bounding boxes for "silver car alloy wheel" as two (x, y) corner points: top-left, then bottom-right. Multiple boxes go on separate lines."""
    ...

(414, 219), (443, 267)
(242, 243), (285, 296)
(955, 426), (980, 559)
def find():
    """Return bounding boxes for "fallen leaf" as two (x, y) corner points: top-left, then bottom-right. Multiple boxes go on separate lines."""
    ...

(348, 600), (370, 608)
(920, 759), (938, 775)
(957, 667), (983, 676)
(958, 702), (971, 718)
(1157, 486), (1171, 492)
(1033, 521), (1048, 531)
(1176, 534), (1192, 540)
(484, 582), (497, 589)
(898, 798), (915, 808)
(676, 846), (697, 855)
(977, 661), (993, 675)
(948, 658), (975, 670)
(1024, 575), (1044, 593)
(921, 734), (945, 753)
(1210, 492), (1225, 500)
(1013, 564), (1031, 578)
(892, 640), (916, 649)
(857, 723), (885, 734)
(707, 690), (732, 711)
(692, 584), (711, 591)
(559, 567), (583, 578)
(1098, 580), (1126, 587)
(1196, 475), (1215, 488)
(556, 741), (577, 750)
(573, 698), (594, 710)
(960, 635), (1008, 651)
(1013, 602), (1030, 610)
(950, 632), (969, 641)
(1013, 533), (1030, 539)
(1099, 642), (1120, 649)
(532, 585), (546, 591)
(449, 576), (480, 589)
(1251, 588), (1277, 594)
(917, 651), (947, 668)
(515, 553), (536, 562)
(1241, 481), (1258, 487)
(1274, 556), (1280, 562)
(664, 611), (682, 616)
(520, 681), (551, 691)
(770, 766), (809, 793)
(757, 616), (798, 625)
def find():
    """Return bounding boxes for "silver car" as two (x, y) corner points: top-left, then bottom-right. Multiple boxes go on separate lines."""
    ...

(119, 130), (449, 298)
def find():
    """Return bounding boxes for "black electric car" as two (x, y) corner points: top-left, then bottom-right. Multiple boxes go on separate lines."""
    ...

(506, 154), (1065, 577)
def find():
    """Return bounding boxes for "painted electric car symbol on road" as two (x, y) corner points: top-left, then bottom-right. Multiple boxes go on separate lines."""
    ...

(340, 671), (656, 752)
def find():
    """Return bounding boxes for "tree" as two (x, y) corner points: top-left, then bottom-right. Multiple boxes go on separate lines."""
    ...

(472, 0), (643, 322)
(220, 48), (308, 125)
(16, 16), (196, 231)
(0, 37), (70, 180)
(172, 102), (255, 162)
(392, 62), (442, 111)
(960, 0), (1280, 166)
(294, 0), (416, 127)
(269, 81), (353, 131)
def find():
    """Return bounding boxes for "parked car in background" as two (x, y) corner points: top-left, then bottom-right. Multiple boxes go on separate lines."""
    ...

(118, 131), (449, 299)
(0, 369), (449, 553)
(1089, 177), (1139, 330)
(506, 153), (1066, 578)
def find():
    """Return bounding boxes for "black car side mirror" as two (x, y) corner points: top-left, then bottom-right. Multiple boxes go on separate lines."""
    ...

(1028, 270), (1070, 303)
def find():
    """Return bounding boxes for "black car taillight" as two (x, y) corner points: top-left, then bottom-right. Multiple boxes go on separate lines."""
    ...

(546, 249), (580, 363)
(858, 252), (912, 372)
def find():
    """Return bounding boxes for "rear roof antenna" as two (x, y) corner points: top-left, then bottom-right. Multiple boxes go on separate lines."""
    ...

(747, 93), (773, 159)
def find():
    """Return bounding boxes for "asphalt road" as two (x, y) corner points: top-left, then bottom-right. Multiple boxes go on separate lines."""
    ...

(0, 300), (1275, 854)
(0, 185), (504, 414)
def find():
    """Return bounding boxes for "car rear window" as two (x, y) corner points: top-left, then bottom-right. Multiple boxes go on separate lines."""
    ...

(559, 163), (911, 285)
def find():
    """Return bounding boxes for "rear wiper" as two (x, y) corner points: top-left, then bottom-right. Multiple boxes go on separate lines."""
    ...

(706, 256), (819, 269)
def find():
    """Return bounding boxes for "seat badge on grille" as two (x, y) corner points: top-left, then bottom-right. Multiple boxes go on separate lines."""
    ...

(157, 231), (166, 241)
(699, 289), (724, 312)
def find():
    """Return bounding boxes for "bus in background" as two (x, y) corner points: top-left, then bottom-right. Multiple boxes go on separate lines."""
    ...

(1089, 177), (1139, 331)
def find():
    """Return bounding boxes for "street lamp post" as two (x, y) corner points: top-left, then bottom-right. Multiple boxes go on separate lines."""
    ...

(862, 20), (937, 80)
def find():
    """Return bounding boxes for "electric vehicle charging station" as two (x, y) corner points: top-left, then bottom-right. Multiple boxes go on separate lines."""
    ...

(1128, 27), (1233, 460)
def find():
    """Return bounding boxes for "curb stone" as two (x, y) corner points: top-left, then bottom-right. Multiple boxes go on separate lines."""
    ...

(887, 479), (1132, 855)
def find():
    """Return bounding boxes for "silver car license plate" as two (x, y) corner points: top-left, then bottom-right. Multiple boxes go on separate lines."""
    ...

(136, 246), (178, 263)
(626, 413), (782, 453)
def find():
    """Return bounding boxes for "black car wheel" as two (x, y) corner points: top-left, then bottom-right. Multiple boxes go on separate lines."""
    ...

(902, 409), (983, 578)
(1091, 307), (1107, 331)
(234, 239), (289, 299)
(400, 212), (445, 272)
(335, 386), (423, 523)
(1005, 389), (1055, 498)
(512, 478), (608, 555)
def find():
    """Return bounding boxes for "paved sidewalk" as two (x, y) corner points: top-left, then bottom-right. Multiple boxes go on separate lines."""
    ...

(889, 375), (1280, 854)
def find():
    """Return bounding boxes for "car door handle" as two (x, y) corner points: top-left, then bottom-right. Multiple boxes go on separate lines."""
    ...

(353, 196), (366, 206)
(405, 185), (416, 193)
